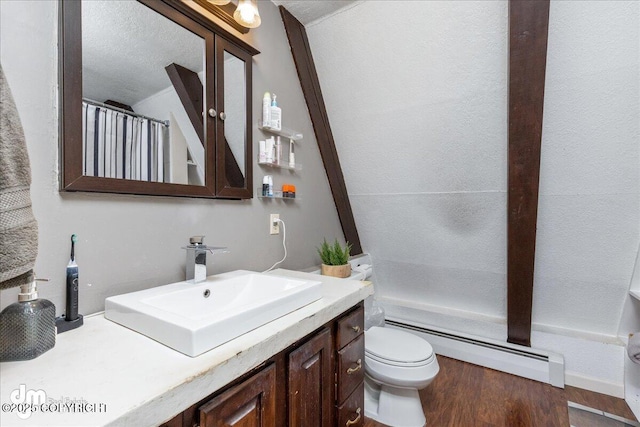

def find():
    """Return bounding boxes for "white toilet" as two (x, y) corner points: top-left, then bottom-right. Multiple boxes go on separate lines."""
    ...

(364, 326), (439, 427)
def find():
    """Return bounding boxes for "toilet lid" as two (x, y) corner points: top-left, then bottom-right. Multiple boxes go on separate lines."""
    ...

(365, 327), (434, 366)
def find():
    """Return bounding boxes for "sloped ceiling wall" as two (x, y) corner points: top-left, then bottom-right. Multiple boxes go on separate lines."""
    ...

(308, 0), (510, 321)
(533, 1), (639, 337)
(304, 0), (639, 340)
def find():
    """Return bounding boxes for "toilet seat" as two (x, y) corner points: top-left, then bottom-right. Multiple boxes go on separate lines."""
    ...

(365, 326), (435, 367)
(364, 327), (440, 427)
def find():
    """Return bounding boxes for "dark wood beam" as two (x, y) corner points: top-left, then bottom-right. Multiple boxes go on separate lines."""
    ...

(507, 0), (550, 347)
(223, 139), (244, 188)
(59, 0), (83, 189)
(165, 63), (205, 144)
(164, 62), (244, 188)
(279, 6), (362, 255)
(104, 100), (133, 112)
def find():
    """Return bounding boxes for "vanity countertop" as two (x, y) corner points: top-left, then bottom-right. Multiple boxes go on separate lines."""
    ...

(0, 269), (373, 427)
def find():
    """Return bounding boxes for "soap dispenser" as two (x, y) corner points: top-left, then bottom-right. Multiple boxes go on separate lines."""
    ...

(270, 94), (282, 130)
(0, 277), (56, 361)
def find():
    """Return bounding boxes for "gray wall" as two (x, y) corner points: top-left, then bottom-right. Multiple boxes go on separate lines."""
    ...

(0, 1), (344, 314)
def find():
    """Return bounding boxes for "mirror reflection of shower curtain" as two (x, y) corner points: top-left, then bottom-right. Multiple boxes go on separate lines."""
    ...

(82, 102), (167, 182)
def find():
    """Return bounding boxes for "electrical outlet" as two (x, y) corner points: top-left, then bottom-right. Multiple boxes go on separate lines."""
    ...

(270, 214), (280, 235)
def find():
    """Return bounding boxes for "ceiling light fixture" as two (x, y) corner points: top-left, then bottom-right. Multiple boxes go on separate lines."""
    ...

(207, 0), (231, 5)
(233, 0), (261, 29)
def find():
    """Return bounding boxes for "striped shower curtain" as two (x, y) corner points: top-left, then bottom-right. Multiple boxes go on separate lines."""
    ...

(82, 102), (167, 182)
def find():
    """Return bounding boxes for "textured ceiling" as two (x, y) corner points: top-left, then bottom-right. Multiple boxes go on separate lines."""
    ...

(82, 0), (204, 106)
(270, 0), (360, 25)
(82, 0), (357, 106)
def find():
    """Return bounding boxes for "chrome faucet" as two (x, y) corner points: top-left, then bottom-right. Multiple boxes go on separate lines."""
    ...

(182, 236), (228, 284)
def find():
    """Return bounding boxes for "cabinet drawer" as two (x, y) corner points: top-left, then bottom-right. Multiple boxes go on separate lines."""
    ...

(337, 382), (364, 427)
(199, 363), (276, 427)
(337, 333), (365, 403)
(158, 412), (182, 427)
(336, 305), (364, 350)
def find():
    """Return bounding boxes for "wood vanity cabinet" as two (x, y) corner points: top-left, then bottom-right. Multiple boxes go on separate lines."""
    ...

(199, 364), (276, 427)
(335, 306), (365, 427)
(159, 413), (183, 427)
(165, 302), (365, 427)
(288, 328), (333, 427)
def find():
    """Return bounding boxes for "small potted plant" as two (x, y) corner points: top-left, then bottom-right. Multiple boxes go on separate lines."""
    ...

(317, 238), (352, 278)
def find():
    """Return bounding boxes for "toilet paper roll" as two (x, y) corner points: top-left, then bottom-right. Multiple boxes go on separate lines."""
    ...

(627, 333), (640, 364)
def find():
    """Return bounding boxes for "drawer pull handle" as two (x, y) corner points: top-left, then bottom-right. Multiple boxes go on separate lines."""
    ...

(345, 407), (361, 426)
(351, 325), (361, 333)
(346, 359), (362, 375)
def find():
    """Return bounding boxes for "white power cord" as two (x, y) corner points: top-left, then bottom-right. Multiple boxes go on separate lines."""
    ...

(263, 218), (287, 273)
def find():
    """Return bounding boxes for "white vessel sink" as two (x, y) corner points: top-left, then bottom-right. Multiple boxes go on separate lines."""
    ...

(104, 270), (322, 357)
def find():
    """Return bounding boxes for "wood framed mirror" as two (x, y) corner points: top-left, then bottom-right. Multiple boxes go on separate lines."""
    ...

(59, 0), (258, 199)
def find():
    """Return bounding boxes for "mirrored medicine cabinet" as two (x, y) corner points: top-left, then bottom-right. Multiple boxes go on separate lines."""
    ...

(59, 0), (259, 199)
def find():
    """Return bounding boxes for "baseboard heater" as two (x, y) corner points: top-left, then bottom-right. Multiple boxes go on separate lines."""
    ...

(385, 319), (565, 388)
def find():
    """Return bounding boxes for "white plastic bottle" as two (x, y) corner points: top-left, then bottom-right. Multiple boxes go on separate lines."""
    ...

(275, 136), (282, 165)
(258, 140), (265, 163)
(266, 137), (275, 163)
(288, 139), (295, 168)
(270, 94), (282, 130)
(262, 92), (271, 128)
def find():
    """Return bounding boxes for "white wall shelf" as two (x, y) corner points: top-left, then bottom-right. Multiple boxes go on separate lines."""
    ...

(256, 189), (299, 200)
(258, 159), (302, 171)
(256, 191), (300, 202)
(258, 121), (303, 141)
(257, 118), (301, 200)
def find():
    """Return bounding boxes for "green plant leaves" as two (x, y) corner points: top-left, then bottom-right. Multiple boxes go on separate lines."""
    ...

(317, 238), (352, 265)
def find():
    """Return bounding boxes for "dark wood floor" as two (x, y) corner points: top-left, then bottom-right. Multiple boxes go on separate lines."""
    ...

(364, 355), (636, 427)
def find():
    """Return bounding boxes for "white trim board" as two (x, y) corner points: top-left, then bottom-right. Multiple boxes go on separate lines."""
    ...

(386, 318), (626, 398)
(385, 318), (565, 388)
(381, 301), (625, 398)
(379, 295), (621, 344)
(565, 371), (624, 399)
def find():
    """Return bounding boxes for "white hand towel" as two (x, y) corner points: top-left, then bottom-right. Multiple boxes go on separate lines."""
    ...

(627, 333), (640, 364)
